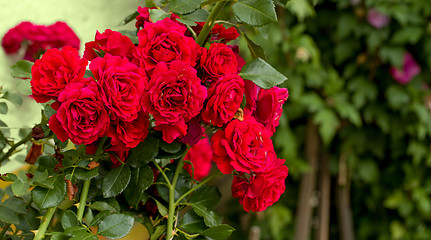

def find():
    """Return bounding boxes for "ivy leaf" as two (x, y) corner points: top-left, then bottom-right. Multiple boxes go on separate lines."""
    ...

(240, 58), (287, 89)
(102, 164), (131, 198)
(169, 0), (202, 14)
(200, 224), (235, 239)
(0, 102), (8, 114)
(233, 0), (277, 27)
(61, 210), (80, 230)
(10, 60), (33, 79)
(0, 206), (20, 224)
(127, 136), (159, 167)
(32, 176), (66, 209)
(123, 165), (154, 209)
(313, 108), (340, 146)
(190, 203), (222, 227)
(97, 213), (134, 239)
(189, 185), (221, 209)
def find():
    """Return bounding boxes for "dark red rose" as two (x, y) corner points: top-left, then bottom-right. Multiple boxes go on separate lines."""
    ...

(90, 54), (147, 121)
(2, 21), (80, 61)
(133, 18), (201, 76)
(106, 143), (129, 168)
(183, 136), (213, 181)
(232, 158), (288, 212)
(31, 46), (87, 103)
(49, 79), (110, 145)
(228, 45), (246, 72)
(244, 80), (260, 114)
(83, 29), (135, 61)
(191, 22), (239, 43)
(135, 6), (179, 30)
(200, 42), (238, 81)
(108, 110), (150, 148)
(179, 117), (204, 146)
(211, 116), (275, 174)
(142, 61), (207, 143)
(202, 74), (244, 127)
(254, 87), (288, 134)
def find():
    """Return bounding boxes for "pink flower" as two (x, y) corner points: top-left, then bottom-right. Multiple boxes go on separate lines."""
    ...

(183, 137), (213, 181)
(367, 9), (390, 29)
(390, 52), (421, 85)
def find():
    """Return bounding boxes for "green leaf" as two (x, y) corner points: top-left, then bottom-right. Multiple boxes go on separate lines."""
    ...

(15, 80), (32, 95)
(0, 173), (17, 182)
(201, 0), (226, 7)
(386, 85), (410, 109)
(135, 215), (154, 236)
(391, 26), (423, 45)
(90, 211), (110, 226)
(313, 108), (340, 145)
(180, 211), (207, 234)
(190, 203), (222, 227)
(11, 179), (30, 197)
(127, 136), (159, 167)
(181, 9), (209, 26)
(74, 168), (99, 180)
(3, 197), (27, 214)
(169, 0), (202, 14)
(61, 210), (80, 230)
(102, 164), (131, 198)
(148, 9), (171, 22)
(0, 102), (8, 114)
(333, 94), (362, 127)
(159, 140), (182, 154)
(32, 176), (66, 209)
(297, 92), (325, 113)
(90, 200), (120, 213)
(10, 60), (33, 79)
(2, 92), (23, 107)
(240, 58), (287, 89)
(379, 46), (405, 68)
(286, 0), (315, 21)
(123, 165), (154, 209)
(150, 225), (166, 240)
(119, 11), (139, 26)
(157, 168), (191, 202)
(0, 206), (20, 224)
(16, 207), (40, 231)
(189, 185), (221, 209)
(233, 0), (277, 27)
(200, 224), (235, 239)
(357, 160), (379, 183)
(243, 33), (266, 60)
(97, 213), (134, 239)
(154, 198), (168, 216)
(51, 232), (70, 240)
(43, 103), (56, 119)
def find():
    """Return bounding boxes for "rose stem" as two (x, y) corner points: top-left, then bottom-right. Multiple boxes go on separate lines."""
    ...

(195, 1), (228, 47)
(34, 207), (57, 240)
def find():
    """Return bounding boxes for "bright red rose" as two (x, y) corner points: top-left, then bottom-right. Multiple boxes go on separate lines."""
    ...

(133, 18), (200, 75)
(191, 22), (239, 43)
(254, 87), (289, 134)
(108, 110), (150, 148)
(211, 116), (276, 174)
(90, 54), (147, 121)
(106, 143), (129, 168)
(2, 21), (80, 61)
(202, 74), (244, 127)
(232, 158), (288, 212)
(49, 79), (110, 145)
(31, 46), (87, 103)
(135, 6), (179, 30)
(228, 45), (246, 72)
(183, 137), (213, 181)
(83, 29), (135, 61)
(200, 42), (238, 81)
(142, 61), (207, 143)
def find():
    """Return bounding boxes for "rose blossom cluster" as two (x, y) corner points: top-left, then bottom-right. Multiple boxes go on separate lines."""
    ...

(29, 6), (289, 212)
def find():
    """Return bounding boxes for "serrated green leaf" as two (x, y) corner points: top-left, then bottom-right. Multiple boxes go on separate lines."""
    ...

(190, 203), (222, 227)
(149, 9), (171, 22)
(201, 224), (235, 239)
(127, 136), (159, 167)
(159, 140), (182, 154)
(240, 58), (287, 89)
(181, 9), (209, 25)
(102, 164), (131, 198)
(243, 33), (266, 60)
(62, 210), (80, 230)
(180, 211), (207, 234)
(11, 179), (30, 197)
(0, 173), (17, 182)
(0, 206), (20, 224)
(189, 185), (221, 209)
(2, 92), (23, 107)
(97, 213), (134, 239)
(90, 201), (119, 213)
(16, 207), (40, 231)
(74, 168), (99, 180)
(90, 210), (110, 226)
(169, 0), (202, 14)
(10, 60), (33, 79)
(32, 176), (66, 209)
(51, 232), (70, 240)
(150, 225), (167, 240)
(233, 0), (277, 27)
(3, 197), (27, 214)
(123, 165), (154, 209)
(0, 102), (8, 114)
(154, 198), (168, 216)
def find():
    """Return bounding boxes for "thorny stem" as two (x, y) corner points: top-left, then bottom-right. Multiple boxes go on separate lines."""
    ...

(77, 179), (91, 222)
(195, 1), (228, 47)
(174, 171), (220, 206)
(0, 132), (32, 165)
(34, 207), (56, 240)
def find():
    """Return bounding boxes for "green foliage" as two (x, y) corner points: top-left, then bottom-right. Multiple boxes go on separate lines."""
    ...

(233, 0), (277, 27)
(102, 164), (131, 198)
(240, 58), (287, 89)
(97, 214), (134, 239)
(10, 60), (33, 79)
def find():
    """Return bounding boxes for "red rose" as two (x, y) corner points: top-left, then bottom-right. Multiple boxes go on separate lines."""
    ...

(211, 116), (275, 174)
(200, 42), (238, 81)
(83, 29), (135, 61)
(49, 79), (110, 145)
(31, 46), (87, 103)
(183, 137), (213, 181)
(90, 54), (147, 121)
(202, 75), (244, 127)
(108, 110), (150, 148)
(191, 22), (239, 43)
(228, 45), (246, 72)
(106, 144), (129, 168)
(135, 6), (179, 30)
(254, 87), (289, 134)
(2, 21), (80, 61)
(179, 118), (204, 146)
(133, 18), (200, 76)
(142, 61), (207, 143)
(232, 158), (288, 212)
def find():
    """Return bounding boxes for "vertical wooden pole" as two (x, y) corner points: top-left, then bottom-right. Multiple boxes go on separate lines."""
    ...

(316, 153), (331, 240)
(337, 153), (354, 240)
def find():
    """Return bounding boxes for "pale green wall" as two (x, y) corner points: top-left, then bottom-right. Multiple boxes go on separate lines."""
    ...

(0, 0), (141, 172)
